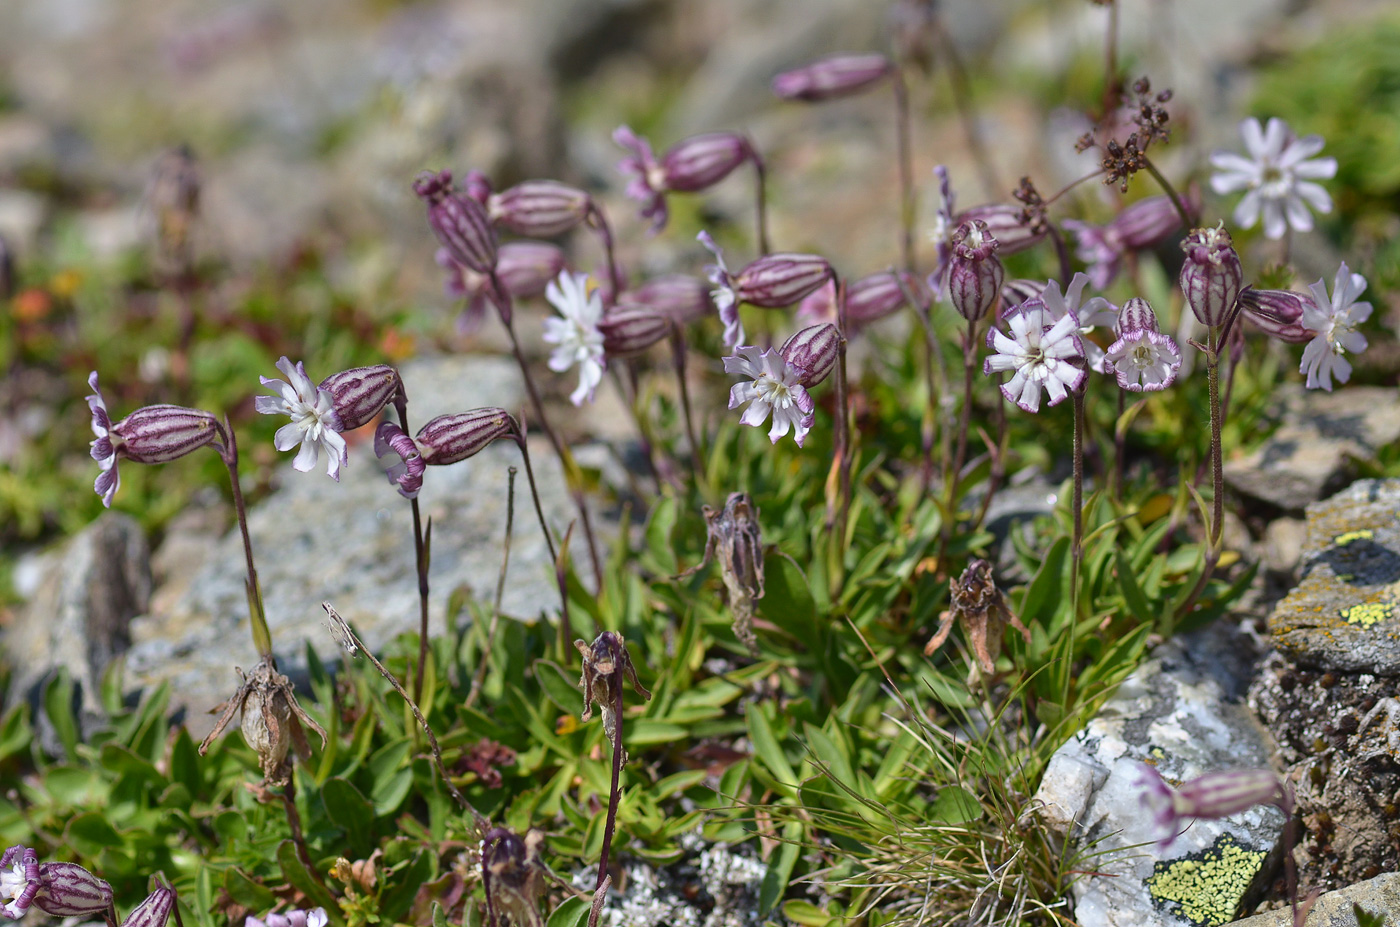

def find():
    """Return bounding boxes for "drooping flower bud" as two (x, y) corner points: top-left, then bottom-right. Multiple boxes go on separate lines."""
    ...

(772, 54), (894, 102)
(615, 274), (713, 325)
(373, 422), (425, 499)
(574, 631), (651, 753)
(779, 323), (841, 387)
(488, 181), (591, 238)
(955, 204), (1047, 255)
(1064, 192), (1192, 290)
(1179, 224), (1243, 329)
(947, 221), (1004, 323)
(438, 241), (565, 335)
(462, 169), (492, 205)
(413, 169), (497, 274)
(615, 127), (751, 231)
(734, 253), (834, 308)
(848, 271), (926, 325)
(0, 846), (39, 919)
(34, 862), (114, 917)
(120, 882), (175, 927)
(1135, 763), (1290, 850)
(598, 309), (670, 357)
(415, 409), (517, 466)
(317, 365), (401, 432)
(1237, 286), (1311, 343)
(1105, 298), (1182, 392)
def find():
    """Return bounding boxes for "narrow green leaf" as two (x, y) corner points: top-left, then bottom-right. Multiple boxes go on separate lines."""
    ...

(276, 840), (338, 913)
(545, 897), (591, 927)
(746, 705), (796, 790)
(322, 776), (375, 855)
(758, 821), (802, 914)
(42, 669), (79, 760)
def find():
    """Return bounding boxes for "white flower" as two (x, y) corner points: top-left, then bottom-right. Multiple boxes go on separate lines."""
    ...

(699, 231), (743, 348)
(255, 356), (348, 479)
(543, 270), (606, 405)
(1106, 331), (1181, 391)
(1028, 273), (1117, 374)
(983, 303), (1086, 413)
(1300, 262), (1371, 392)
(1210, 117), (1336, 240)
(724, 346), (815, 446)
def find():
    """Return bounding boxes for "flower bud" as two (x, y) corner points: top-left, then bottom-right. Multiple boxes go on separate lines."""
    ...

(496, 241), (566, 299)
(658, 133), (749, 192)
(947, 221), (1004, 323)
(598, 309), (670, 357)
(955, 204), (1047, 255)
(1179, 225), (1242, 329)
(488, 181), (591, 238)
(735, 253), (833, 308)
(772, 54), (893, 102)
(318, 365), (400, 432)
(416, 409), (517, 466)
(1001, 278), (1045, 308)
(462, 169), (492, 205)
(34, 862), (114, 917)
(1116, 297), (1161, 336)
(111, 405), (223, 464)
(1238, 287), (1312, 343)
(848, 271), (925, 325)
(1174, 768), (1287, 819)
(616, 274), (713, 325)
(374, 422), (425, 499)
(120, 884), (175, 927)
(1113, 193), (1189, 250)
(779, 323), (841, 387)
(414, 169), (497, 274)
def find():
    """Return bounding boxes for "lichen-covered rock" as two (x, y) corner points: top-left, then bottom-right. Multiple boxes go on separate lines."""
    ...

(1226, 871), (1400, 927)
(1032, 624), (1285, 927)
(1268, 479), (1400, 674)
(1224, 387), (1400, 512)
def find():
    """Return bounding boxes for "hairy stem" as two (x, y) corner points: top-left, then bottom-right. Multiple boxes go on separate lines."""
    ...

(391, 394), (433, 707)
(280, 775), (327, 892)
(1175, 328), (1224, 621)
(938, 318), (979, 560)
(586, 203), (622, 300)
(220, 422), (273, 664)
(1068, 388), (1086, 706)
(833, 281), (854, 551)
(1143, 156), (1194, 229)
(1101, 0), (1121, 118)
(748, 143), (772, 255)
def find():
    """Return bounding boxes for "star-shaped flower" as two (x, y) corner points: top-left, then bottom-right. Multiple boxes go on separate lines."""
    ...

(255, 357), (349, 479)
(1028, 273), (1117, 374)
(542, 270), (606, 406)
(1300, 262), (1371, 392)
(1104, 298), (1182, 392)
(724, 346), (815, 446)
(1210, 117), (1336, 240)
(983, 302), (1087, 413)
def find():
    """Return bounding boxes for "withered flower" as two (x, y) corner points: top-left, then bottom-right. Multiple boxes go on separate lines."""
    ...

(923, 559), (1030, 675)
(683, 493), (765, 656)
(199, 658), (327, 785)
(574, 632), (651, 758)
(481, 829), (547, 927)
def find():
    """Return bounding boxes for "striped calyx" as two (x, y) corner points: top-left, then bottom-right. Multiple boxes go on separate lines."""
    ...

(1179, 225), (1243, 329)
(416, 409), (517, 466)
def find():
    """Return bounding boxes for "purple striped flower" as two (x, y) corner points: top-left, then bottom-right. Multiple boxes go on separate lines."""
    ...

(1105, 298), (1181, 391)
(255, 358), (350, 480)
(1179, 225), (1243, 330)
(488, 181), (591, 238)
(598, 308), (670, 357)
(87, 373), (223, 507)
(413, 169), (497, 275)
(121, 883), (176, 927)
(33, 862), (113, 917)
(779, 323), (841, 387)
(772, 54), (893, 102)
(439, 241), (565, 334)
(1135, 763), (1289, 850)
(1300, 262), (1371, 391)
(615, 274), (713, 325)
(615, 128), (749, 231)
(947, 220), (1004, 323)
(983, 302), (1086, 413)
(246, 909), (328, 927)
(1238, 286), (1311, 344)
(1063, 193), (1188, 289)
(724, 347), (816, 446)
(374, 423), (425, 499)
(955, 203), (1047, 255)
(317, 365), (401, 432)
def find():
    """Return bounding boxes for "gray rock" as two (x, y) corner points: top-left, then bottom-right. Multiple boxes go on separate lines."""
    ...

(4, 513), (151, 717)
(1261, 518), (1307, 579)
(1224, 386), (1400, 512)
(1227, 872), (1400, 927)
(1267, 479), (1400, 675)
(127, 354), (596, 736)
(1032, 624), (1285, 927)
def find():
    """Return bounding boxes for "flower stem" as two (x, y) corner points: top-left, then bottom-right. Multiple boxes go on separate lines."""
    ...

(833, 281), (854, 561)
(595, 674), (626, 894)
(939, 317), (979, 560)
(893, 71), (915, 271)
(280, 774), (327, 892)
(391, 394), (433, 707)
(586, 203), (622, 300)
(971, 384), (1008, 532)
(1143, 156), (1194, 229)
(669, 325), (707, 481)
(219, 421), (273, 664)
(496, 289), (605, 589)
(1113, 388), (1126, 502)
(1101, 0), (1121, 118)
(1068, 387), (1086, 705)
(749, 143), (771, 255)
(1175, 327), (1224, 621)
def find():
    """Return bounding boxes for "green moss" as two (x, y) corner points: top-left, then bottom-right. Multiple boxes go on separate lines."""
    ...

(1146, 833), (1267, 927)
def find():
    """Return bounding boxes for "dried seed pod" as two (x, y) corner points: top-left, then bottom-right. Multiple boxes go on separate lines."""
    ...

(481, 828), (546, 927)
(923, 559), (1029, 675)
(683, 493), (765, 655)
(574, 631), (651, 756)
(199, 658), (327, 786)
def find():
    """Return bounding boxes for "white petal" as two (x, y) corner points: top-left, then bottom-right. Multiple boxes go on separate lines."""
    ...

(1233, 189), (1262, 230)
(1261, 200), (1287, 240)
(292, 437), (320, 472)
(1284, 195), (1314, 233)
(1292, 157), (1337, 180)
(274, 422), (306, 452)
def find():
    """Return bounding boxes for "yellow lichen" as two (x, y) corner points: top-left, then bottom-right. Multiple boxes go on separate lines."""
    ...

(1146, 834), (1266, 927)
(1342, 602), (1393, 629)
(1334, 530), (1375, 546)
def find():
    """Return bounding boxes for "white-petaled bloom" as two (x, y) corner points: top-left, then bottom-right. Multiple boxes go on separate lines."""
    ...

(983, 302), (1086, 413)
(256, 357), (349, 479)
(724, 346), (815, 446)
(699, 231), (743, 348)
(1028, 273), (1117, 374)
(1300, 262), (1371, 392)
(542, 270), (606, 406)
(1105, 298), (1182, 392)
(1210, 117), (1337, 240)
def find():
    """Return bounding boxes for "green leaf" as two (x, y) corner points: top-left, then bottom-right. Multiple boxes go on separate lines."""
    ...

(746, 705), (797, 792)
(1115, 548), (1155, 624)
(64, 812), (122, 856)
(804, 724), (865, 801)
(930, 785), (982, 824)
(1019, 536), (1068, 628)
(545, 897), (591, 927)
(276, 840), (338, 914)
(379, 846), (434, 923)
(759, 553), (820, 644)
(0, 704), (31, 763)
(783, 899), (834, 927)
(42, 669), (79, 760)
(758, 821), (802, 914)
(368, 738), (415, 815)
(223, 868), (277, 911)
(535, 660), (585, 716)
(322, 776), (375, 854)
(627, 720), (688, 745)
